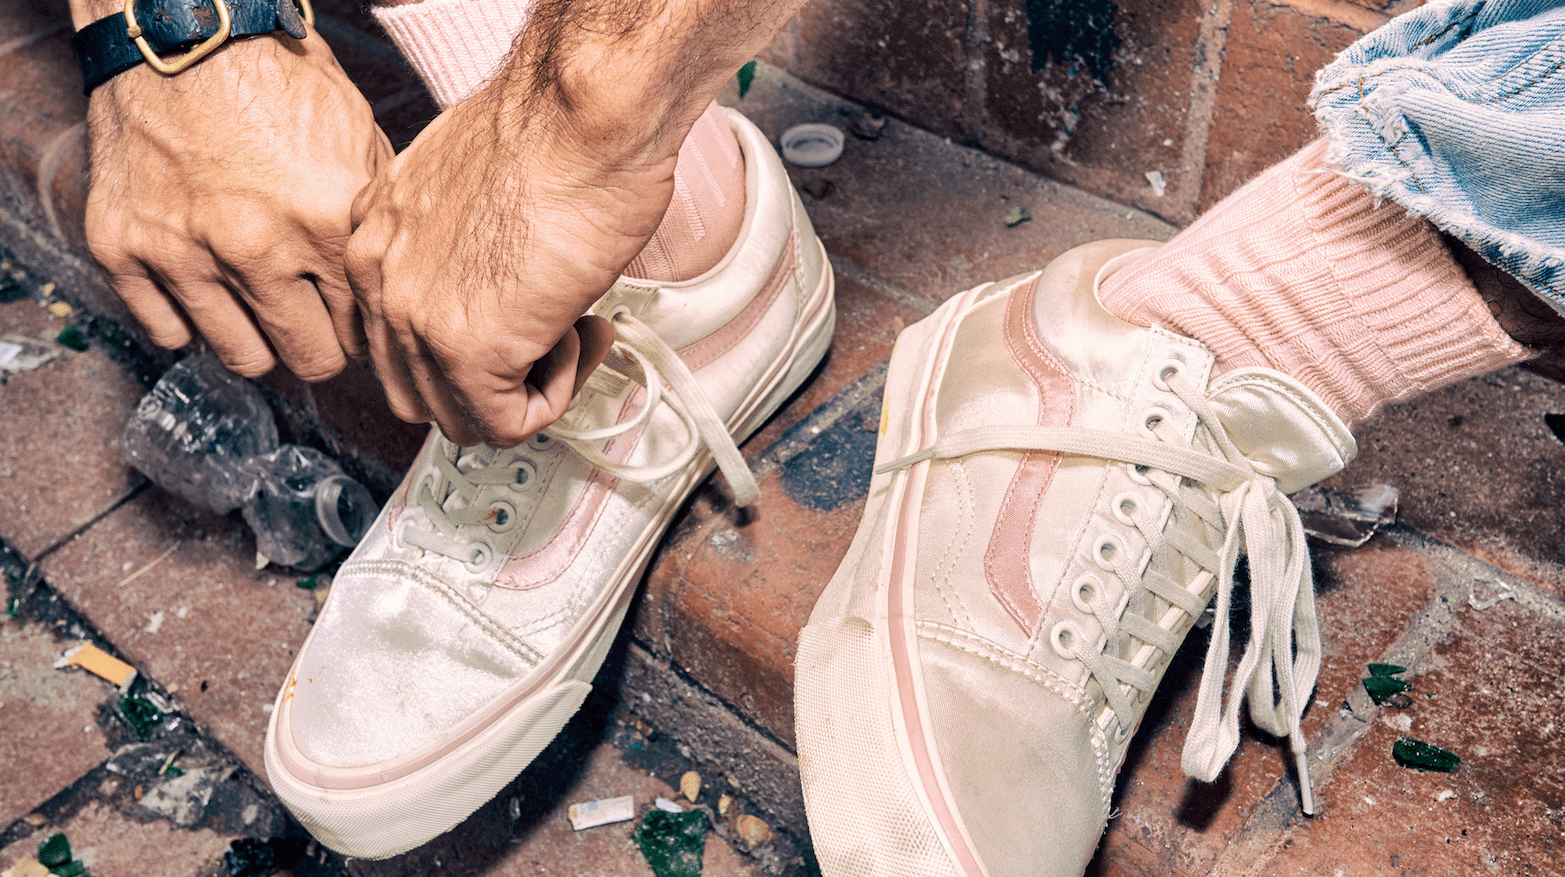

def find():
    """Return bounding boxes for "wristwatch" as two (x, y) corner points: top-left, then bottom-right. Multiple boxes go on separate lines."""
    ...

(72, 0), (315, 94)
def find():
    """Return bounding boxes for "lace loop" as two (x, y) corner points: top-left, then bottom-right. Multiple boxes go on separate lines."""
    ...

(875, 370), (1321, 813)
(402, 311), (762, 569)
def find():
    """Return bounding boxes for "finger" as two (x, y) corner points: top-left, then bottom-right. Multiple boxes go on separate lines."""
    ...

(163, 275), (279, 377)
(243, 275), (348, 382)
(362, 307), (436, 427)
(571, 314), (614, 396)
(108, 271), (196, 351)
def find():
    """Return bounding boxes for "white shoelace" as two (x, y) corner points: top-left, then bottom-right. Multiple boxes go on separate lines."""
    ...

(876, 371), (1321, 814)
(402, 311), (760, 567)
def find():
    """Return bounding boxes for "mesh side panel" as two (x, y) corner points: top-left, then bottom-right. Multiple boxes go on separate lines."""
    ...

(796, 616), (962, 877)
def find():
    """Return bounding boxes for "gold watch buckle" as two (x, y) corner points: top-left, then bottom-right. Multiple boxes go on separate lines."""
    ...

(124, 0), (232, 75)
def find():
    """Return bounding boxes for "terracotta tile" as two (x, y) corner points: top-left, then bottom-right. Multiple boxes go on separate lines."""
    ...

(1087, 539), (1438, 876)
(723, 66), (1176, 308)
(641, 452), (871, 748)
(37, 494), (320, 776)
(0, 300), (145, 560)
(976, 0), (1205, 218)
(790, 0), (969, 139)
(1255, 599), (1565, 876)
(1199, 0), (1372, 210)
(0, 0), (64, 45)
(0, 14), (84, 191)
(1327, 366), (1565, 598)
(0, 800), (237, 877)
(739, 268), (919, 460)
(340, 712), (763, 877)
(0, 621), (113, 825)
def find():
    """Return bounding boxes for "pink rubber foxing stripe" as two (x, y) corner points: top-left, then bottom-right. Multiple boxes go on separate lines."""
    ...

(887, 285), (990, 877)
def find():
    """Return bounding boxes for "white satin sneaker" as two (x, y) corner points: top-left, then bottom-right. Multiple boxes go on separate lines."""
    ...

(264, 108), (835, 859)
(794, 240), (1356, 877)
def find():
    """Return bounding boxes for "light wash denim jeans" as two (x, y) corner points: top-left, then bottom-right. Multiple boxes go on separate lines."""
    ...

(1311, 0), (1565, 313)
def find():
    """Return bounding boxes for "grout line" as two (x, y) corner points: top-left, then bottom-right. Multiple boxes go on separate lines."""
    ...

(1212, 523), (1565, 875)
(1174, 0), (1235, 222)
(828, 254), (941, 316)
(749, 361), (886, 480)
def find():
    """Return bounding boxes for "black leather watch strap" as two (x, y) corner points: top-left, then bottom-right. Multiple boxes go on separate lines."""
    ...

(72, 0), (309, 95)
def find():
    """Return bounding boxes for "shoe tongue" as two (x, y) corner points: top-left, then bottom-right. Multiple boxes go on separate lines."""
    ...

(1205, 368), (1357, 494)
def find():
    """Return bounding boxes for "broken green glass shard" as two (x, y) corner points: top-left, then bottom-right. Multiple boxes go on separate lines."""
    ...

(37, 833), (71, 867)
(118, 693), (163, 734)
(1393, 737), (1460, 772)
(1366, 663), (1407, 677)
(55, 325), (88, 352)
(295, 575), (319, 591)
(1362, 675), (1412, 704)
(51, 861), (87, 877)
(737, 60), (757, 98)
(633, 808), (707, 877)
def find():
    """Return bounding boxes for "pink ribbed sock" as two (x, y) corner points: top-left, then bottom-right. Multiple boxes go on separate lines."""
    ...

(624, 102), (747, 282)
(1096, 139), (1529, 426)
(374, 0), (746, 283)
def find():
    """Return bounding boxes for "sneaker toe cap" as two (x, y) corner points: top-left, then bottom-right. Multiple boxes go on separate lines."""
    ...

(921, 635), (1111, 877)
(284, 568), (538, 768)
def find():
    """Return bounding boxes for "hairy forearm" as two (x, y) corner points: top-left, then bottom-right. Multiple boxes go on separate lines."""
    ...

(68, 0), (128, 28)
(488, 0), (806, 163)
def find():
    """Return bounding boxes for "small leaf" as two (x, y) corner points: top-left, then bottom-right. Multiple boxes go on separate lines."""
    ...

(1393, 737), (1460, 772)
(1367, 663), (1407, 677)
(737, 60), (757, 99)
(37, 834), (71, 868)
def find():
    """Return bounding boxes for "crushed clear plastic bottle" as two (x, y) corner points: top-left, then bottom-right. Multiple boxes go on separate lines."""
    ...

(122, 355), (378, 570)
(121, 355), (279, 514)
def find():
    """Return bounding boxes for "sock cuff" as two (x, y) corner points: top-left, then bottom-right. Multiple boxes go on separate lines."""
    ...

(1291, 140), (1529, 415)
(373, 0), (536, 109)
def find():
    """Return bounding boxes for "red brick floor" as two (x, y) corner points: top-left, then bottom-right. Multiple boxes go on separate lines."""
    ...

(4, 1), (1565, 876)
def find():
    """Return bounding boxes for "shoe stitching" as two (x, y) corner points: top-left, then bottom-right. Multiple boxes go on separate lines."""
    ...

(931, 460), (976, 628)
(1208, 370), (1356, 463)
(340, 559), (544, 665)
(916, 621), (1118, 804)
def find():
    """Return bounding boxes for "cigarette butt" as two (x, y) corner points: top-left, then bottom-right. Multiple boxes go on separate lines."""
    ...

(566, 795), (635, 830)
(57, 643), (138, 691)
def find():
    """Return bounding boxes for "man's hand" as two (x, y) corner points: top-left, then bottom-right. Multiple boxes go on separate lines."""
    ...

(84, 30), (392, 381)
(346, 0), (807, 446)
(344, 86), (667, 448)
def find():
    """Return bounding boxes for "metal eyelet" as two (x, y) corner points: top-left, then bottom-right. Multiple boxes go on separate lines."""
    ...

(508, 459), (538, 488)
(1112, 492), (1142, 526)
(1112, 721), (1131, 744)
(1071, 574), (1102, 615)
(1151, 359), (1184, 393)
(463, 541), (495, 573)
(527, 433), (555, 452)
(1140, 407), (1172, 439)
(1126, 463), (1154, 486)
(1051, 621), (1083, 660)
(1093, 533), (1126, 571)
(485, 499), (518, 532)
